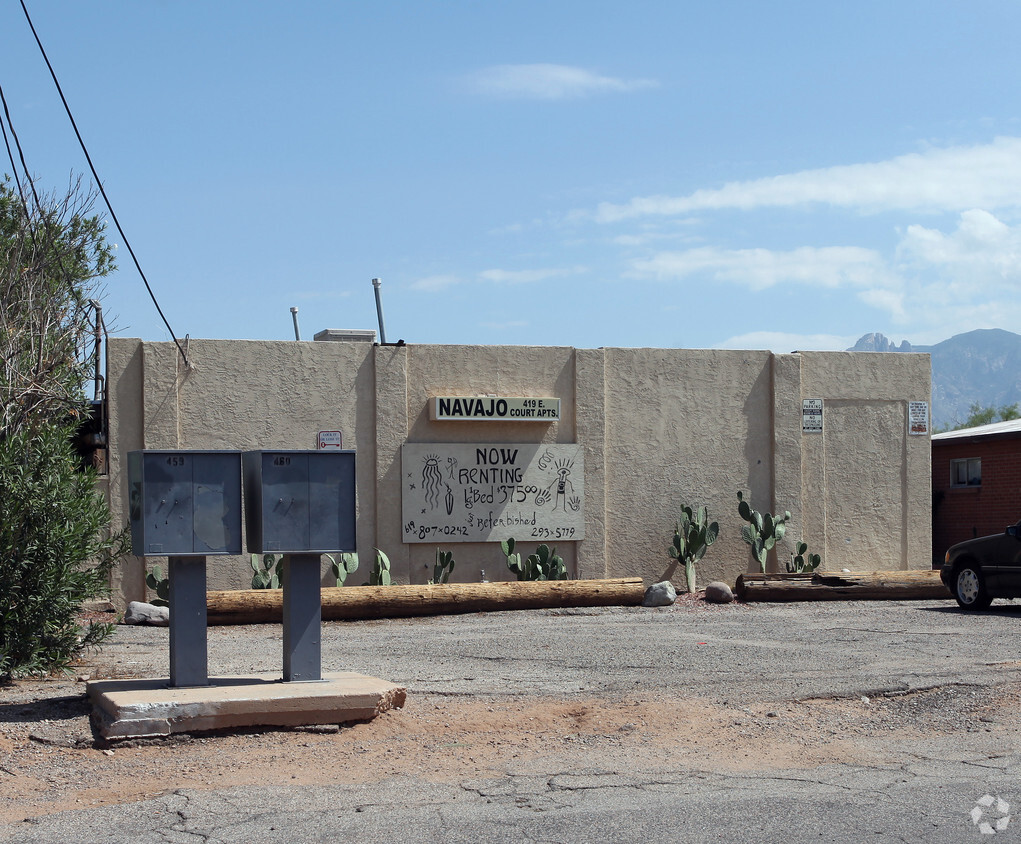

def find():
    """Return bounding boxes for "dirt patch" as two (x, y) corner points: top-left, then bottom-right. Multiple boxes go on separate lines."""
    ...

(0, 602), (1011, 823)
(3, 678), (1013, 824)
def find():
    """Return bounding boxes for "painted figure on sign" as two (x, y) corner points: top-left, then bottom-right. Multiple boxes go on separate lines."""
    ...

(422, 454), (443, 510)
(536, 458), (577, 512)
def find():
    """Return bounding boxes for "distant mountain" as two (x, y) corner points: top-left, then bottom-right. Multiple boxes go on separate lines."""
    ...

(847, 329), (1021, 429)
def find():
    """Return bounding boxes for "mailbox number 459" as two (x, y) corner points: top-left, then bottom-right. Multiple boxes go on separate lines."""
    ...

(166, 456), (186, 467)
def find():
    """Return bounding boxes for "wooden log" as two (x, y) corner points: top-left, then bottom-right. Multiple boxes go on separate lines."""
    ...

(206, 578), (646, 625)
(735, 569), (950, 602)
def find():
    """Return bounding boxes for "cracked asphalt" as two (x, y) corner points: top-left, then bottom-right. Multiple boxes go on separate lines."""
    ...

(3, 597), (1021, 842)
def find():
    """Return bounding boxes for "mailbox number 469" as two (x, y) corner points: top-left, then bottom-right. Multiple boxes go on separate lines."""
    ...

(273, 456), (291, 466)
(166, 456), (186, 467)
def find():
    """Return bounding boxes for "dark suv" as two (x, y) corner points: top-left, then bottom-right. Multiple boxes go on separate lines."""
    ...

(941, 519), (1021, 609)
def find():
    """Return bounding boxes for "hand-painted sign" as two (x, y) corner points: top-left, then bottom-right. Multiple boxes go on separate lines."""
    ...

(430, 396), (561, 422)
(402, 443), (583, 543)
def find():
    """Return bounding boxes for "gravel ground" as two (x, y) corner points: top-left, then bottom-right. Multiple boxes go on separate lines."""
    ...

(2, 595), (1021, 827)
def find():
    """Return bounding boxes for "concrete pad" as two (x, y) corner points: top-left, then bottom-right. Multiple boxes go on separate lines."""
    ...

(88, 672), (406, 740)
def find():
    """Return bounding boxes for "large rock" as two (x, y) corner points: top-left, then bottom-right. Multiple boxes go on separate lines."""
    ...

(642, 581), (677, 607)
(123, 601), (169, 626)
(705, 581), (735, 604)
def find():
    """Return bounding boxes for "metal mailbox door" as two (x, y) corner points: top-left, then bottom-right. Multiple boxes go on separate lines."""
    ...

(129, 451), (243, 556)
(139, 453), (194, 555)
(259, 452), (311, 552)
(190, 452), (243, 554)
(308, 452), (356, 552)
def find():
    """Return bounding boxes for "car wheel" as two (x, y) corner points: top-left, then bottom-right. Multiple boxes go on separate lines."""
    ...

(954, 565), (992, 610)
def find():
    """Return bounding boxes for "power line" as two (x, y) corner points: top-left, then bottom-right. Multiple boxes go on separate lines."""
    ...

(0, 82), (38, 214)
(18, 0), (191, 368)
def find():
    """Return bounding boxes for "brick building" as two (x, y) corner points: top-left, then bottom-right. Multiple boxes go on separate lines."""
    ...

(932, 419), (1021, 565)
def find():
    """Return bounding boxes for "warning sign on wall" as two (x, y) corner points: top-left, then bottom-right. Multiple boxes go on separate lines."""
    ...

(908, 402), (929, 436)
(802, 399), (823, 433)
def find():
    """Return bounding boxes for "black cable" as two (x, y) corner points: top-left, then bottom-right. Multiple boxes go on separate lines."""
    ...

(3, 81), (110, 410)
(18, 0), (190, 368)
(0, 82), (37, 215)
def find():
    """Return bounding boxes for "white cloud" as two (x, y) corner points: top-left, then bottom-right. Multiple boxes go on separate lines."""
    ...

(629, 245), (894, 291)
(410, 274), (462, 292)
(479, 266), (585, 284)
(293, 289), (353, 300)
(881, 209), (1021, 332)
(593, 136), (1021, 222)
(858, 288), (907, 322)
(465, 64), (658, 100)
(411, 267), (585, 291)
(897, 208), (1021, 281)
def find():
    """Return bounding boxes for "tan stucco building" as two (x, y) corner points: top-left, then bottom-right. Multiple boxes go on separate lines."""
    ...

(102, 337), (932, 606)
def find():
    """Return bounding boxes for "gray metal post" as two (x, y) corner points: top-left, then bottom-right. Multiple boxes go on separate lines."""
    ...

(282, 554), (322, 681)
(371, 277), (388, 344)
(168, 556), (209, 687)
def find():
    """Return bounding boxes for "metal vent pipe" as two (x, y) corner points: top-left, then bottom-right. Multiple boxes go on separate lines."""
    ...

(371, 278), (388, 344)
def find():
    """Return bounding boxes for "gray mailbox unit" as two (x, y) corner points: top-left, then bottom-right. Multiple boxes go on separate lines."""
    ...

(243, 450), (356, 682)
(243, 450), (356, 554)
(128, 450), (243, 556)
(127, 450), (243, 688)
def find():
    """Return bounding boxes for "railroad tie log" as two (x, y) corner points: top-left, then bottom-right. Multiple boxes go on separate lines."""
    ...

(735, 570), (951, 602)
(206, 578), (646, 625)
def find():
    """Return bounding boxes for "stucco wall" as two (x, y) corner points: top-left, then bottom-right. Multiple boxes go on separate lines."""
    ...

(799, 352), (932, 572)
(104, 338), (932, 606)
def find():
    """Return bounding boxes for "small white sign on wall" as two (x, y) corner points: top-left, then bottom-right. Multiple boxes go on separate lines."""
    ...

(802, 399), (823, 433)
(431, 396), (561, 422)
(317, 430), (343, 449)
(908, 402), (929, 436)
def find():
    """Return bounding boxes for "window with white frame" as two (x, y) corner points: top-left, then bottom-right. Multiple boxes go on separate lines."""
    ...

(951, 457), (981, 487)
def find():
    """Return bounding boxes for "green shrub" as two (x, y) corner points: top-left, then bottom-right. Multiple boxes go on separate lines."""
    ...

(0, 175), (124, 678)
(0, 423), (126, 678)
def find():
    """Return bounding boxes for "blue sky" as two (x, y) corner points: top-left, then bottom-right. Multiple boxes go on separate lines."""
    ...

(3, 1), (1020, 352)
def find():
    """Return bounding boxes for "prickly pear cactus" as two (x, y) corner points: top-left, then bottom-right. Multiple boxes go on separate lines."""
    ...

(367, 548), (392, 586)
(737, 491), (791, 573)
(524, 544), (568, 581)
(329, 552), (359, 585)
(431, 549), (455, 584)
(668, 503), (719, 593)
(145, 565), (170, 606)
(250, 554), (282, 589)
(786, 540), (821, 573)
(502, 537), (526, 580)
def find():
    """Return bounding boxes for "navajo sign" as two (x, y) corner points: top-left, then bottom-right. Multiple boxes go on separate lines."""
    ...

(430, 396), (561, 422)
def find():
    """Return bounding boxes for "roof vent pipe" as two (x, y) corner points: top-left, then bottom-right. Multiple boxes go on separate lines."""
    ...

(371, 278), (388, 344)
(290, 306), (301, 341)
